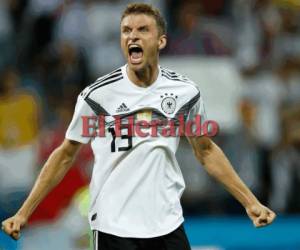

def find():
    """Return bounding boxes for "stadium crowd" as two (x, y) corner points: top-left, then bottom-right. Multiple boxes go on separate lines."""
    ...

(0, 1), (300, 248)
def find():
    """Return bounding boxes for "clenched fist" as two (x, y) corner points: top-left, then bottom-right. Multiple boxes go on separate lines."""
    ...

(246, 203), (276, 228)
(1, 214), (27, 240)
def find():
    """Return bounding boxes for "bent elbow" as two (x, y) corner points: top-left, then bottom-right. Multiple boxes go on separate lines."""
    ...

(193, 136), (214, 164)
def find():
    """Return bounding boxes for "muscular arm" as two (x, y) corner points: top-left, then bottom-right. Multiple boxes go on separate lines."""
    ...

(1, 139), (82, 239)
(187, 136), (276, 227)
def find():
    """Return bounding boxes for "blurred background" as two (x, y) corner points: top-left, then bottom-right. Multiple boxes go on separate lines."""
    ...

(0, 0), (300, 249)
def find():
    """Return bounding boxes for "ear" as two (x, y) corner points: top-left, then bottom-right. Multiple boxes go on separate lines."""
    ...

(158, 35), (167, 51)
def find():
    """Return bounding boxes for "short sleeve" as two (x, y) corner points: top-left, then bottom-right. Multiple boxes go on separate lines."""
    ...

(185, 95), (209, 136)
(186, 95), (207, 122)
(66, 94), (95, 144)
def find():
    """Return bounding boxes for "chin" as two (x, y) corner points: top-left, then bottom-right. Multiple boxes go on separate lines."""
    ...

(128, 62), (146, 71)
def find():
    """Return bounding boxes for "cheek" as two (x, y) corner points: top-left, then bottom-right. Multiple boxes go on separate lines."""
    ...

(145, 40), (159, 54)
(120, 36), (125, 45)
(120, 38), (127, 53)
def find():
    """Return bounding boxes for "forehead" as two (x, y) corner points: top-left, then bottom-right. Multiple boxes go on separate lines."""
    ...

(121, 14), (157, 28)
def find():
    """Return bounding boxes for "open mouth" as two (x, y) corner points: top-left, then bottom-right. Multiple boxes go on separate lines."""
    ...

(128, 44), (143, 64)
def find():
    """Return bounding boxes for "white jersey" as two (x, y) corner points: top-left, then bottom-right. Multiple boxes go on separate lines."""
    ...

(66, 64), (207, 238)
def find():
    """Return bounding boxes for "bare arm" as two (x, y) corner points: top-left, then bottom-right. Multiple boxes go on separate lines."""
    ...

(1, 139), (82, 240)
(187, 136), (276, 227)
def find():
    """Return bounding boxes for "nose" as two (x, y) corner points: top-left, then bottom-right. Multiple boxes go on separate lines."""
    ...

(129, 29), (139, 41)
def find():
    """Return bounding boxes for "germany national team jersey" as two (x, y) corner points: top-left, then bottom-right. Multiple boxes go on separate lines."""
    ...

(66, 64), (207, 238)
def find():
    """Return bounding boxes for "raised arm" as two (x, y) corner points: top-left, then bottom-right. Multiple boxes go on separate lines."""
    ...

(187, 135), (276, 227)
(1, 139), (82, 240)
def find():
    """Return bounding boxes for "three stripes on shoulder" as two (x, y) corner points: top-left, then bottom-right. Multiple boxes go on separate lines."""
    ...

(80, 67), (195, 100)
(81, 68), (123, 99)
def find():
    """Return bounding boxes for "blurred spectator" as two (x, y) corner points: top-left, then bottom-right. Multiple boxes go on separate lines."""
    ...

(224, 100), (263, 197)
(0, 1), (14, 68)
(59, 0), (124, 78)
(234, 0), (281, 70)
(55, 0), (89, 49)
(269, 107), (300, 213)
(0, 1), (12, 37)
(27, 14), (56, 64)
(27, 41), (88, 124)
(275, 57), (300, 105)
(240, 63), (288, 150)
(166, 1), (231, 56)
(7, 0), (29, 32)
(46, 42), (89, 102)
(28, 0), (62, 17)
(0, 67), (39, 221)
(272, 5), (300, 66)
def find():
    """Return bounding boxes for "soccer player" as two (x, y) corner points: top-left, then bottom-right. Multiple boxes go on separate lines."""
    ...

(2, 3), (276, 250)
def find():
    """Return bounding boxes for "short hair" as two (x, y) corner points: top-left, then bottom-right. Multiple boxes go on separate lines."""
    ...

(121, 3), (167, 36)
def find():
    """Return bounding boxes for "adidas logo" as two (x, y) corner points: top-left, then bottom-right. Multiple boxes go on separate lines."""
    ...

(116, 103), (130, 113)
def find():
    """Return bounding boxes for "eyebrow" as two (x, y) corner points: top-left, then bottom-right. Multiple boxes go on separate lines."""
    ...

(121, 25), (149, 30)
(122, 25), (131, 29)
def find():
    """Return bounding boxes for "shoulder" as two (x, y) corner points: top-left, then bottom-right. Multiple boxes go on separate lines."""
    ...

(80, 66), (124, 99)
(160, 66), (200, 95)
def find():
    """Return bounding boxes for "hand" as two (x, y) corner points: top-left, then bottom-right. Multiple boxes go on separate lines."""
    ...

(1, 214), (27, 240)
(246, 203), (276, 228)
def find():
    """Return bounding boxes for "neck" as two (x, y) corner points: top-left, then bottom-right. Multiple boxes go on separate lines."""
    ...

(127, 63), (159, 88)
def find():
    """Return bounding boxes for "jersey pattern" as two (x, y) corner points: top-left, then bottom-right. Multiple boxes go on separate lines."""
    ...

(81, 66), (201, 127)
(66, 64), (206, 238)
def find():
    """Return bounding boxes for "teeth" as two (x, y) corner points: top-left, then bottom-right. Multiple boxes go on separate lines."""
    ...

(129, 44), (140, 49)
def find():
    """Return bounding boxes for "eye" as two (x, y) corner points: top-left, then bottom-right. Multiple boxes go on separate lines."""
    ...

(139, 26), (149, 33)
(122, 27), (131, 34)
